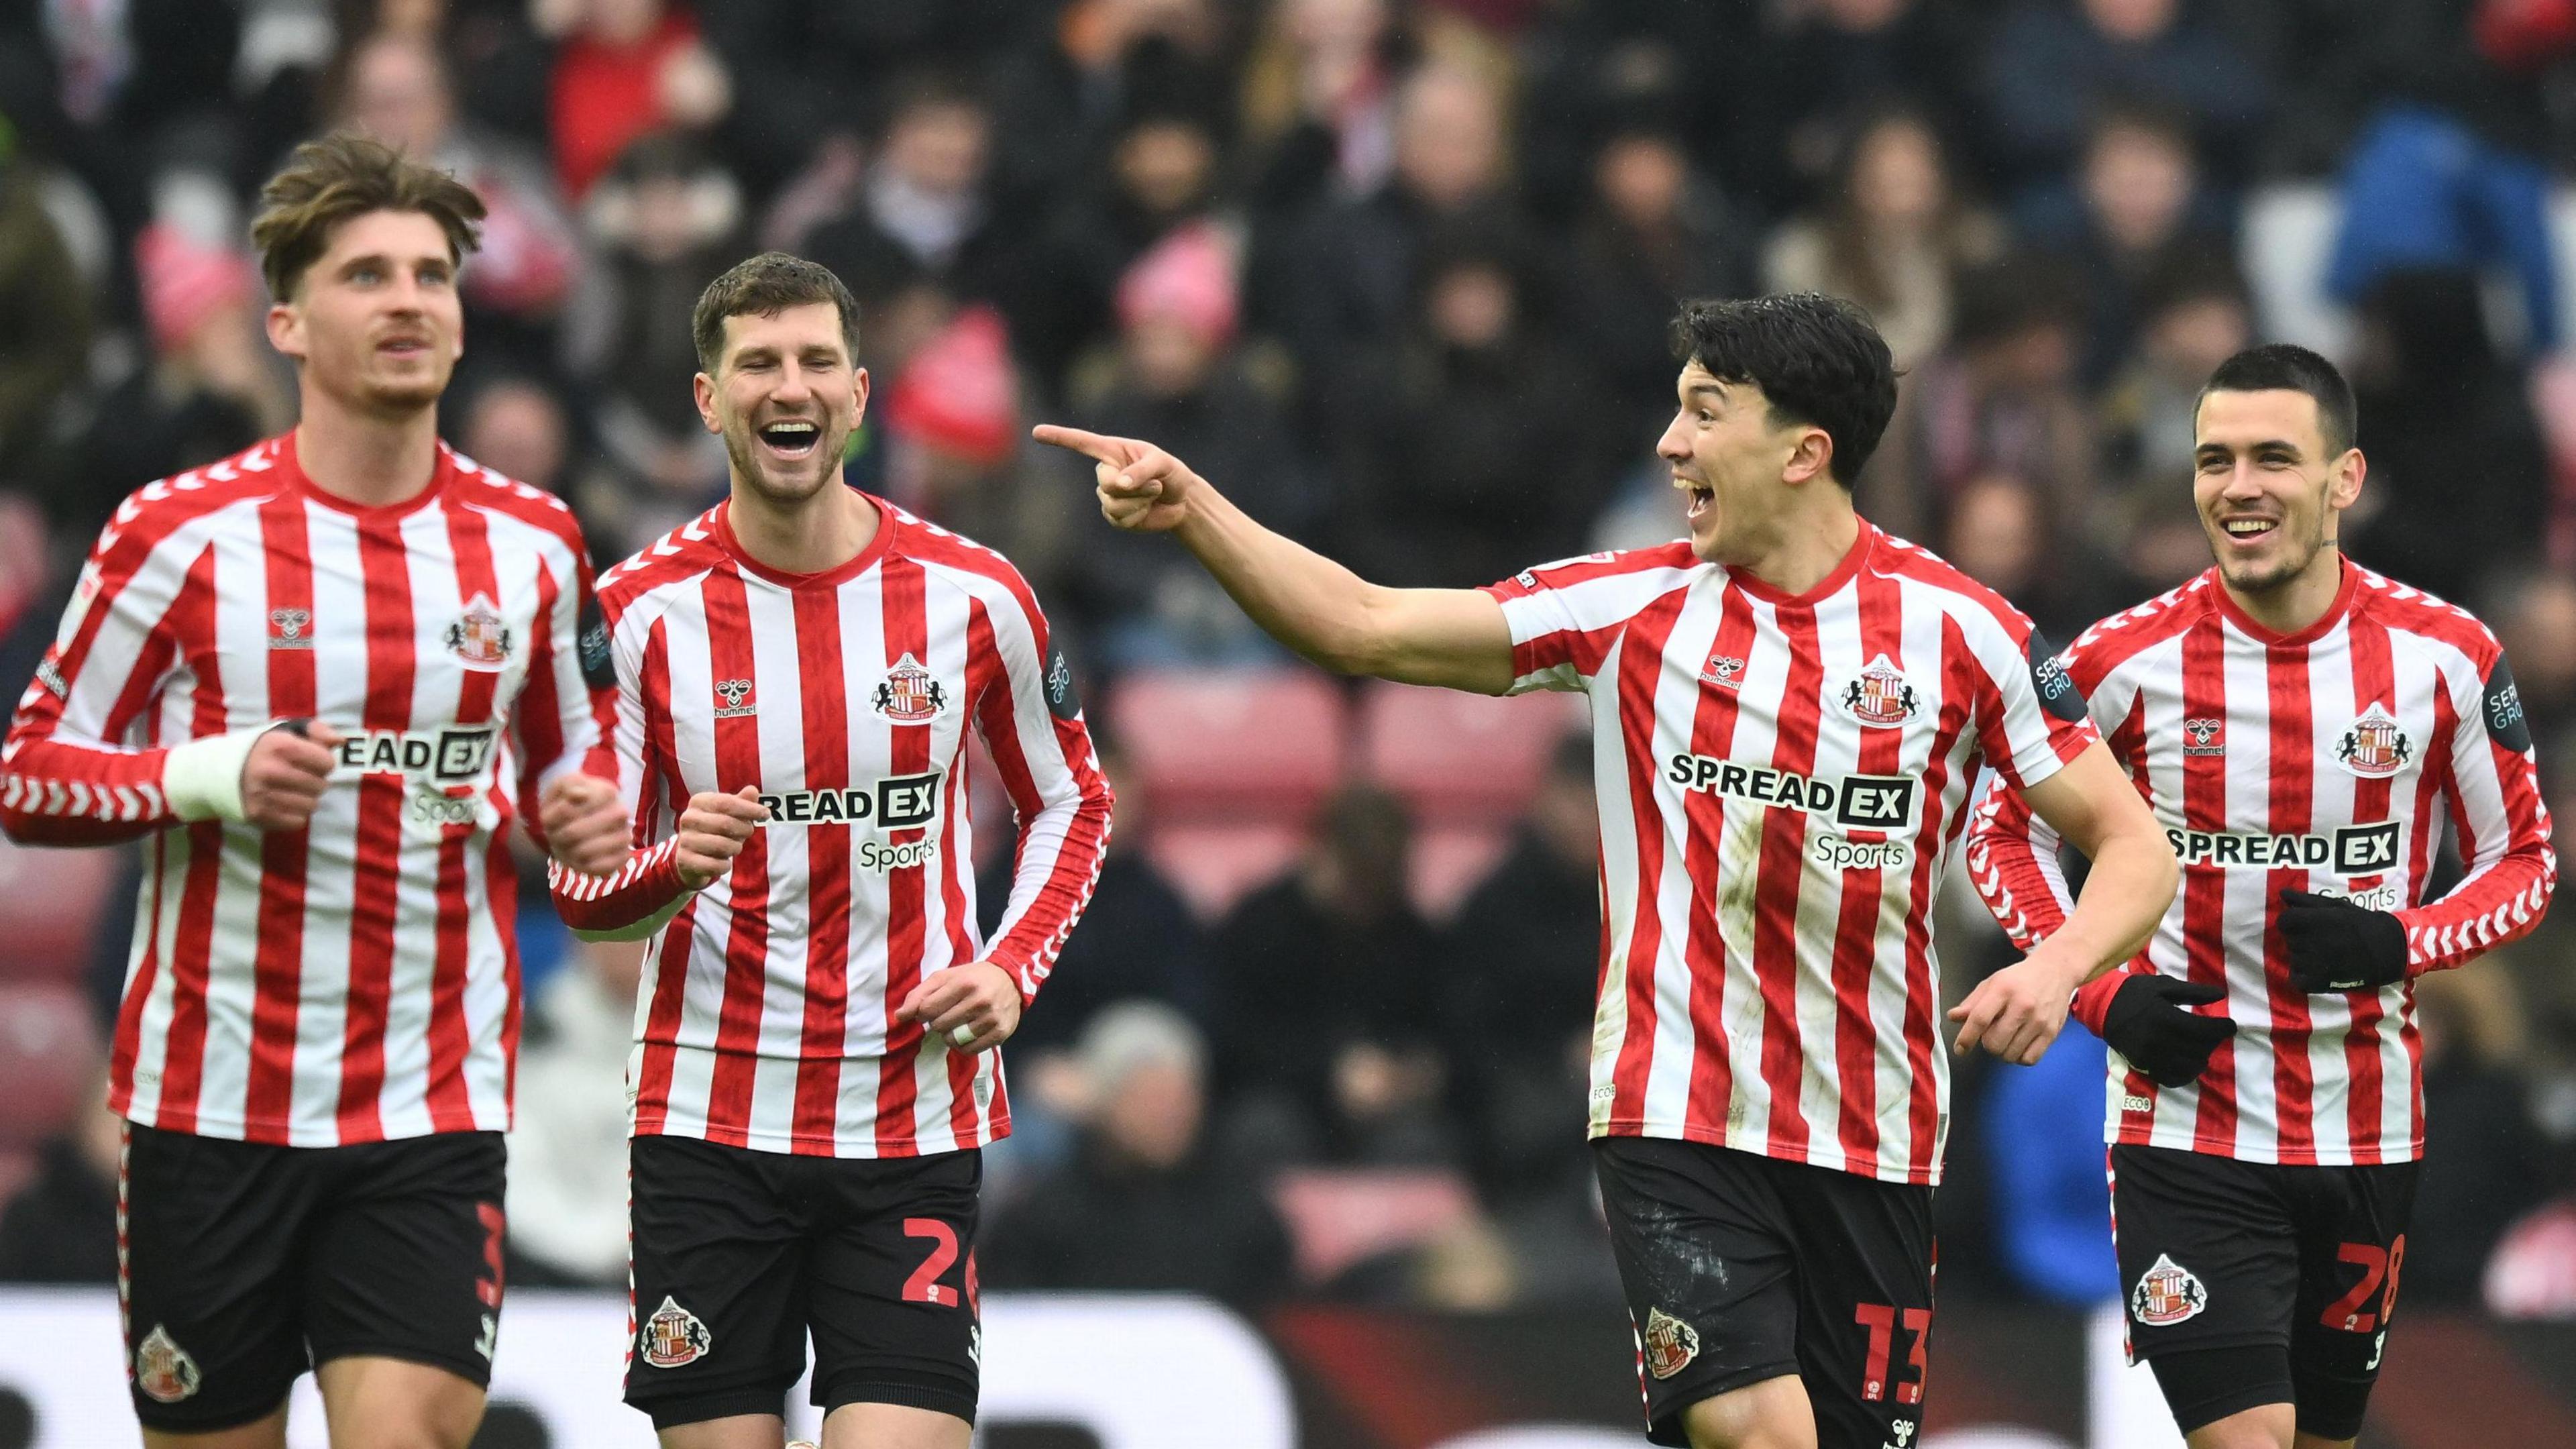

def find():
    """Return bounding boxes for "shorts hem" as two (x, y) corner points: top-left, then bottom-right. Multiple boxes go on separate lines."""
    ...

(634, 1386), (792, 1430)
(818, 1378), (977, 1424)
(2127, 1330), (2287, 1358)
(309, 1342), (494, 1390)
(1645, 1362), (1799, 1447)
(2172, 1382), (2295, 1435)
(132, 1393), (292, 1435)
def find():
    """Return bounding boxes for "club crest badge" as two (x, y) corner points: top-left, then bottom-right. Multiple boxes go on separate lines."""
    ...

(1642, 1305), (1700, 1380)
(2182, 718), (2224, 756)
(714, 678), (756, 719)
(1701, 654), (1746, 690)
(872, 653), (948, 722)
(639, 1295), (712, 1368)
(1840, 653), (1919, 727)
(268, 607), (315, 651)
(2131, 1252), (2208, 1327)
(2334, 704), (2412, 779)
(133, 1324), (201, 1403)
(443, 594), (514, 669)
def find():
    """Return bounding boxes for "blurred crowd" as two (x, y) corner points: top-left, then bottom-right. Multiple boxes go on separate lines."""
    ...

(3, 0), (2576, 1326)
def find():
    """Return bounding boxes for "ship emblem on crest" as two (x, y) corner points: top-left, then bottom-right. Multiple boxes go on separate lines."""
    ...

(443, 594), (513, 669)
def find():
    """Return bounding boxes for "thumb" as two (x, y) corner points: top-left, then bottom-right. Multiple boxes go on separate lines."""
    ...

(2165, 980), (2228, 1008)
(303, 718), (347, 749)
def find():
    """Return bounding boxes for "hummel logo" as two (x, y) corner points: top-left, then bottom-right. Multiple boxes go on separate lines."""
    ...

(714, 678), (755, 718)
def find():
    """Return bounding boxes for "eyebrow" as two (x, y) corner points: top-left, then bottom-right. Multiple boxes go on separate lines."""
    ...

(1684, 382), (1723, 402)
(2197, 438), (2303, 457)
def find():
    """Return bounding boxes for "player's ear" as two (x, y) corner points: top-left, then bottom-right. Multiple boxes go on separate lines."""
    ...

(2326, 446), (2366, 513)
(1784, 425), (1835, 488)
(850, 366), (869, 428)
(266, 299), (303, 362)
(693, 370), (720, 434)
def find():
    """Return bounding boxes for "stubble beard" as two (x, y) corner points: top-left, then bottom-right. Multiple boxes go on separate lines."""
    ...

(725, 420), (843, 508)
(2218, 509), (2334, 599)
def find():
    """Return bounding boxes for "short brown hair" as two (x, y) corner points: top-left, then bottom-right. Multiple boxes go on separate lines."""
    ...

(250, 133), (485, 301)
(691, 252), (861, 373)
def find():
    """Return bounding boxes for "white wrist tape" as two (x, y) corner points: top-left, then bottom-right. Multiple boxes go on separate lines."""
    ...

(162, 724), (287, 822)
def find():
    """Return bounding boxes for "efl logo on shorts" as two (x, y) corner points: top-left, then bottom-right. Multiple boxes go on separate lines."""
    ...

(639, 1295), (712, 1368)
(1642, 1305), (1699, 1380)
(133, 1324), (200, 1403)
(2131, 1253), (2208, 1327)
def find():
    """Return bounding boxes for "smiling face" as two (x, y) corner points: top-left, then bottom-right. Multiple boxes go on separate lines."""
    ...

(266, 208), (464, 417)
(1655, 362), (1833, 565)
(695, 301), (867, 506)
(2192, 387), (2364, 597)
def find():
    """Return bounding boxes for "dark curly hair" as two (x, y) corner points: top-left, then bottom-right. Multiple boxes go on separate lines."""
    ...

(1667, 293), (1898, 486)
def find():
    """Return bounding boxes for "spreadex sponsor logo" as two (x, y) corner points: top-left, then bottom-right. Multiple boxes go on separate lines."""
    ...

(337, 725), (496, 782)
(2165, 820), (2400, 875)
(755, 769), (942, 831)
(1664, 753), (1917, 831)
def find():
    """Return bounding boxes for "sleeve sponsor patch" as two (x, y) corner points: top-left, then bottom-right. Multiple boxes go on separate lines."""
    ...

(576, 596), (616, 690)
(34, 656), (68, 700)
(2027, 630), (2088, 724)
(2483, 652), (2533, 754)
(1043, 641), (1082, 721)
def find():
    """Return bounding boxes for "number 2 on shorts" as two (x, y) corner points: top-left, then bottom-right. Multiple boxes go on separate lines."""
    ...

(903, 1218), (959, 1305)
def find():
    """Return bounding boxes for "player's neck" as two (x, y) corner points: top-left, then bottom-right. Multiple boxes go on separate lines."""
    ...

(292, 395), (442, 509)
(729, 474), (879, 576)
(1736, 494), (1862, 598)
(2222, 548), (2347, 637)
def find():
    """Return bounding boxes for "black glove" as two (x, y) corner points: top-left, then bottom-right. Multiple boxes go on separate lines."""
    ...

(2277, 889), (2410, 994)
(2099, 976), (2234, 1089)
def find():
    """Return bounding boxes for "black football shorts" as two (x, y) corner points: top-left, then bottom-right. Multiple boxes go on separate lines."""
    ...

(117, 1123), (507, 1432)
(1593, 1136), (1936, 1448)
(624, 1134), (982, 1430)
(2111, 1143), (2418, 1436)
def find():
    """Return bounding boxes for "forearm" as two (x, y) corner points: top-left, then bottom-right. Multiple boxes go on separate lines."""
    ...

(0, 724), (282, 844)
(1169, 485), (1399, 676)
(2043, 824), (2177, 985)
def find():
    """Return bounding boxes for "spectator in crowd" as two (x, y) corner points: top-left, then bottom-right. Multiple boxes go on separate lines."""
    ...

(805, 73), (1018, 313)
(537, 0), (731, 201)
(2347, 268), (2551, 604)
(989, 0), (1234, 219)
(1566, 121), (1760, 433)
(1981, 0), (2269, 191)
(1764, 104), (2004, 374)
(2092, 246), (2253, 590)
(1982, 1027), (2118, 1305)
(1870, 255), (2093, 544)
(0, 134), (91, 492)
(1942, 472), (2113, 643)
(502, 938), (645, 1288)
(52, 222), (281, 543)
(2016, 103), (2233, 386)
(1061, 221), (1318, 663)
(0, 1066), (117, 1285)
(2407, 967), (2553, 1305)
(1746, 0), (1987, 212)
(1211, 784), (1450, 1165)
(2492, 568), (2576, 753)
(337, 27), (582, 372)
(1336, 235), (1613, 588)
(1238, 0), (1406, 217)
(983, 1002), (1295, 1307)
(561, 129), (742, 547)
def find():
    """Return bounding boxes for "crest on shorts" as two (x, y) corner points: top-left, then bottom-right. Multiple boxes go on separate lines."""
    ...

(713, 678), (757, 719)
(2335, 704), (2412, 779)
(2182, 718), (2224, 756)
(1700, 653), (1746, 690)
(871, 653), (948, 722)
(443, 594), (514, 669)
(1642, 1305), (1700, 1381)
(1840, 654), (1919, 727)
(639, 1295), (712, 1368)
(268, 607), (315, 651)
(134, 1324), (201, 1402)
(2131, 1252), (2207, 1327)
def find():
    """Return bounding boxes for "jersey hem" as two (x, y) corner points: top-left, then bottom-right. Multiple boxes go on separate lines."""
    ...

(113, 1104), (508, 1147)
(2105, 1125), (2424, 1166)
(1590, 1119), (1941, 1187)
(629, 1115), (1012, 1159)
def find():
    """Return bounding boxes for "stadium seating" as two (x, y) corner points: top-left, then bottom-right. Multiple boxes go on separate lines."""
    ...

(0, 981), (102, 1149)
(1146, 820), (1306, 921)
(0, 835), (119, 980)
(1108, 669), (1348, 823)
(1355, 682), (1581, 826)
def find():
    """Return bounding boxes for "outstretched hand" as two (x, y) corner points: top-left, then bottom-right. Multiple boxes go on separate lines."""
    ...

(1032, 424), (1202, 533)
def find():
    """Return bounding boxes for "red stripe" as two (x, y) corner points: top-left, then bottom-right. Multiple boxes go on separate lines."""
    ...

(1825, 570), (1910, 1175)
(2104, 689), (2162, 1142)
(1674, 588), (1754, 1142)
(875, 557), (932, 1155)
(701, 570), (771, 1146)
(423, 500), (504, 1131)
(335, 513), (421, 1142)
(1900, 617), (1985, 1180)
(1604, 592), (1688, 1130)
(486, 824), (523, 1116)
(152, 551), (228, 1133)
(2263, 635), (2318, 1162)
(791, 584), (852, 1152)
(244, 496), (315, 1129)
(631, 623), (690, 1136)
(2178, 619), (2237, 1150)
(2343, 616), (2398, 1162)
(97, 594), (185, 1114)
(1753, 600), (1826, 1159)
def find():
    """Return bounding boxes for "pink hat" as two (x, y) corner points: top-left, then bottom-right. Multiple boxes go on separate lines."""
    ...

(134, 224), (256, 355)
(1115, 221), (1237, 348)
(883, 305), (1019, 466)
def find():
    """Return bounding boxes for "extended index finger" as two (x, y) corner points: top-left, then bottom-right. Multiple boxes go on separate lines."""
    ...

(1030, 423), (1135, 466)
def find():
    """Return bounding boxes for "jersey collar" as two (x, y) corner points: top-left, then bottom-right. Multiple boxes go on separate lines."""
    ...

(276, 430), (459, 521)
(1724, 517), (1874, 608)
(712, 488), (898, 590)
(2208, 554), (2359, 648)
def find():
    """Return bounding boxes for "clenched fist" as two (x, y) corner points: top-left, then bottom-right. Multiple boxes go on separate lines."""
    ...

(895, 961), (1022, 1054)
(1032, 424), (1202, 533)
(241, 720), (343, 832)
(675, 786), (767, 888)
(539, 773), (630, 875)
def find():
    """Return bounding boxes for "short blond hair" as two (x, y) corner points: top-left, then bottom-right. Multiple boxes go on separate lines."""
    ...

(250, 132), (484, 301)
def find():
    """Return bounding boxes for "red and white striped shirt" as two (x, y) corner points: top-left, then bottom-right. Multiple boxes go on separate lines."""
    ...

(1485, 521), (2096, 1185)
(1, 435), (615, 1146)
(1967, 563), (2556, 1165)
(549, 496), (1112, 1159)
